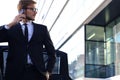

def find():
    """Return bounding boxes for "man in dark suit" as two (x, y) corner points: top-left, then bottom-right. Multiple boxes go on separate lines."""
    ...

(0, 0), (56, 80)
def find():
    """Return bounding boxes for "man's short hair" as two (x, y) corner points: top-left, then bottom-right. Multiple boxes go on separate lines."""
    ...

(17, 0), (36, 12)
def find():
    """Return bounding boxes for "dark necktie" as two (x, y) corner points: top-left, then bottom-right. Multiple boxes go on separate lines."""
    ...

(24, 24), (28, 43)
(24, 24), (28, 64)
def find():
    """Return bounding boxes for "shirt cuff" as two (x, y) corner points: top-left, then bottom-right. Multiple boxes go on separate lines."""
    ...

(4, 25), (10, 29)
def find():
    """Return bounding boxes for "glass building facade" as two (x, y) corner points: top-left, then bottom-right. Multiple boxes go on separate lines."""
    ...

(85, 24), (115, 78)
(85, 16), (120, 79)
(85, 0), (120, 79)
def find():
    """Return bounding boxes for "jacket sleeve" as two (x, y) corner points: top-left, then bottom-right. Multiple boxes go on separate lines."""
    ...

(43, 26), (56, 73)
(0, 25), (8, 42)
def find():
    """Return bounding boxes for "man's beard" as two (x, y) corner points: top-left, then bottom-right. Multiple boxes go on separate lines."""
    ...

(26, 16), (35, 21)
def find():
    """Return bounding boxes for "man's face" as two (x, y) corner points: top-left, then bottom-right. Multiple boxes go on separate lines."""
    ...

(25, 4), (37, 21)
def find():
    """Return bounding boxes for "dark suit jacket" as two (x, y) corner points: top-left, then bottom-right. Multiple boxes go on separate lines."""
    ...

(0, 22), (56, 80)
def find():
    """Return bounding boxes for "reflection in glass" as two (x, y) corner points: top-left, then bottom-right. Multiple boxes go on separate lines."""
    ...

(43, 52), (60, 74)
(60, 26), (85, 79)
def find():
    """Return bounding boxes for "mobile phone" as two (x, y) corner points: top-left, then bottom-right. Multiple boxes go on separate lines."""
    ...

(19, 9), (24, 14)
(19, 9), (31, 20)
(19, 9), (26, 19)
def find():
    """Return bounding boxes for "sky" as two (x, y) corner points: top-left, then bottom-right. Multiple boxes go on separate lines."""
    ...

(0, 0), (20, 45)
(0, 0), (19, 25)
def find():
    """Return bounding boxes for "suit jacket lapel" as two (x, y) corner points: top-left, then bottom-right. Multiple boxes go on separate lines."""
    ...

(17, 23), (26, 40)
(12, 23), (27, 43)
(14, 22), (37, 44)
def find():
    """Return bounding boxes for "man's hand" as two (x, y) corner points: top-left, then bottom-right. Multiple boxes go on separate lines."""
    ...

(7, 14), (26, 28)
(45, 71), (51, 80)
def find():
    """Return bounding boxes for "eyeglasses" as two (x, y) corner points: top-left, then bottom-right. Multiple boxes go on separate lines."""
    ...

(26, 8), (38, 12)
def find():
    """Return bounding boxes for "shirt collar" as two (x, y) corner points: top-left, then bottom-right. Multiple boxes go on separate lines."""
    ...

(20, 21), (32, 26)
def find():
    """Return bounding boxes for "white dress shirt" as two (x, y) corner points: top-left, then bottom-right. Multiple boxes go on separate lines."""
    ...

(20, 21), (33, 64)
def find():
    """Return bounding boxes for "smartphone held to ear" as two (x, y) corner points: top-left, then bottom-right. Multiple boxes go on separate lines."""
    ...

(19, 9), (26, 19)
(19, 9), (32, 20)
(19, 9), (24, 14)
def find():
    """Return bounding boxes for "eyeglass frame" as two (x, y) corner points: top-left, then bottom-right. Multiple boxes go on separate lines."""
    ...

(25, 7), (38, 12)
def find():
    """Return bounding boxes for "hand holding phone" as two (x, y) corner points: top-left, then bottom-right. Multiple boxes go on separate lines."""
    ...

(19, 9), (26, 19)
(7, 9), (26, 27)
(19, 9), (24, 14)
